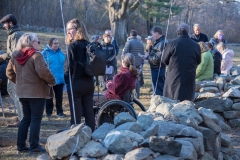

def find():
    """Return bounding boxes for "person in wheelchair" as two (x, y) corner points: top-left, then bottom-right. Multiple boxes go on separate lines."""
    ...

(94, 53), (138, 104)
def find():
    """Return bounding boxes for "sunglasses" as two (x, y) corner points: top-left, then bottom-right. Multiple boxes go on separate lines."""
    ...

(34, 41), (40, 44)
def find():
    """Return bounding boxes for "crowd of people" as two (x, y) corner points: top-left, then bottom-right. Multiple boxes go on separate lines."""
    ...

(0, 13), (235, 153)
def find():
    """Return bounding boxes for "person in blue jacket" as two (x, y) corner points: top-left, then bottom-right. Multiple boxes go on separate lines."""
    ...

(42, 38), (66, 118)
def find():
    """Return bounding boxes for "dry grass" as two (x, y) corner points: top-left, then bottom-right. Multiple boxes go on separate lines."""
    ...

(0, 28), (240, 159)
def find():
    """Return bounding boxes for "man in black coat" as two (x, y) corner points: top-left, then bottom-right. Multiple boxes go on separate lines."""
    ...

(162, 23), (201, 101)
(190, 24), (208, 42)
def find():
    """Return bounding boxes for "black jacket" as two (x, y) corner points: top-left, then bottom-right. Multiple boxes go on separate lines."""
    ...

(102, 42), (116, 66)
(190, 33), (209, 42)
(148, 35), (167, 69)
(162, 34), (201, 101)
(211, 49), (221, 75)
(65, 40), (93, 80)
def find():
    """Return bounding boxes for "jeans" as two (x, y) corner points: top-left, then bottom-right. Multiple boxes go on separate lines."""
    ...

(17, 98), (45, 149)
(66, 78), (95, 131)
(7, 80), (23, 121)
(151, 68), (166, 96)
(46, 84), (64, 115)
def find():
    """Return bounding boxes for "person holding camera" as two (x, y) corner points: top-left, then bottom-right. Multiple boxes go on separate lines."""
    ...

(143, 26), (167, 96)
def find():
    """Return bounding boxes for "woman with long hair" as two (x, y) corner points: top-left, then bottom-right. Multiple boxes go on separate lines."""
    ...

(6, 33), (55, 152)
(65, 18), (95, 131)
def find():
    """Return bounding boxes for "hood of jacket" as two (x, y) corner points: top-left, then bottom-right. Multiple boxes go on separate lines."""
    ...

(16, 48), (37, 65)
(7, 25), (21, 35)
(223, 48), (234, 58)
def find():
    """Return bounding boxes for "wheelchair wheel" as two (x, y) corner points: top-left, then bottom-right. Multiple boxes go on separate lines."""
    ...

(131, 98), (146, 112)
(96, 100), (137, 128)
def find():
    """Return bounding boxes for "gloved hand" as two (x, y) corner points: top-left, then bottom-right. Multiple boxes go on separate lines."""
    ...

(106, 60), (111, 67)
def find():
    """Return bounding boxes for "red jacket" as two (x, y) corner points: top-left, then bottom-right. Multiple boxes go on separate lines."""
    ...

(104, 67), (137, 100)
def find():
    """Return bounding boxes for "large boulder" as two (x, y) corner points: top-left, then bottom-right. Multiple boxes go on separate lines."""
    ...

(230, 76), (240, 85)
(229, 118), (240, 127)
(175, 140), (197, 160)
(154, 155), (184, 160)
(114, 112), (136, 127)
(223, 111), (240, 119)
(223, 88), (240, 98)
(155, 103), (174, 116)
(198, 107), (219, 124)
(140, 124), (159, 139)
(46, 124), (91, 159)
(103, 154), (123, 160)
(137, 114), (154, 131)
(149, 136), (182, 157)
(195, 97), (233, 112)
(197, 126), (217, 151)
(124, 148), (154, 160)
(170, 101), (203, 125)
(201, 114), (222, 133)
(232, 103), (240, 110)
(148, 95), (178, 112)
(114, 122), (143, 133)
(92, 123), (114, 140)
(200, 87), (219, 93)
(221, 133), (231, 147)
(77, 140), (108, 157)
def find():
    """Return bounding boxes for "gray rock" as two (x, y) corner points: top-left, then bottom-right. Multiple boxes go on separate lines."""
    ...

(196, 92), (221, 100)
(232, 155), (240, 160)
(77, 140), (108, 157)
(219, 120), (231, 131)
(137, 114), (154, 131)
(170, 101), (203, 125)
(221, 133), (231, 147)
(154, 155), (184, 160)
(45, 124), (91, 159)
(215, 113), (225, 122)
(229, 118), (240, 127)
(201, 152), (215, 160)
(114, 122), (143, 133)
(69, 155), (79, 160)
(231, 66), (240, 76)
(178, 116), (199, 129)
(232, 103), (240, 110)
(124, 148), (154, 160)
(212, 133), (221, 160)
(223, 111), (240, 119)
(80, 158), (96, 160)
(223, 154), (233, 160)
(155, 103), (174, 116)
(196, 83), (201, 92)
(195, 97), (233, 112)
(230, 76), (240, 85)
(219, 152), (224, 160)
(36, 154), (51, 160)
(114, 112), (136, 127)
(175, 131), (204, 158)
(152, 121), (199, 137)
(216, 77), (226, 90)
(203, 81), (218, 87)
(103, 154), (123, 160)
(198, 107), (219, 124)
(233, 98), (240, 103)
(149, 136), (182, 156)
(92, 123), (115, 140)
(221, 143), (235, 156)
(175, 140), (197, 160)
(148, 95), (178, 112)
(200, 87), (219, 93)
(223, 88), (240, 98)
(140, 124), (159, 139)
(140, 138), (150, 148)
(197, 126), (217, 151)
(201, 114), (222, 133)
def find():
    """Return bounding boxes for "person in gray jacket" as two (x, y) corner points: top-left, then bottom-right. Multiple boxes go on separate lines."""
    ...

(0, 14), (24, 127)
(122, 30), (144, 98)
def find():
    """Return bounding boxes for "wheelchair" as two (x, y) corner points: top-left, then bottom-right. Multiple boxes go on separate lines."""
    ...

(93, 90), (146, 128)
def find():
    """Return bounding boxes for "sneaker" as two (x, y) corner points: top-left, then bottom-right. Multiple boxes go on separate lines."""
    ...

(18, 146), (30, 152)
(57, 113), (66, 118)
(30, 145), (46, 153)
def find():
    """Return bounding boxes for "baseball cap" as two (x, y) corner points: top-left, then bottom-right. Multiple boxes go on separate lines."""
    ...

(145, 36), (153, 40)
(0, 14), (17, 25)
(91, 35), (101, 42)
(177, 23), (189, 32)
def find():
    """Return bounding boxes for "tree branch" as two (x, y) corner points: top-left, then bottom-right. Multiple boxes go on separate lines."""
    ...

(128, 0), (142, 15)
(91, 0), (108, 9)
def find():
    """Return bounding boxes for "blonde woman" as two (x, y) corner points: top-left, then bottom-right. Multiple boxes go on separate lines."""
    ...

(6, 33), (55, 152)
(65, 18), (95, 131)
(209, 30), (226, 48)
(216, 42), (234, 75)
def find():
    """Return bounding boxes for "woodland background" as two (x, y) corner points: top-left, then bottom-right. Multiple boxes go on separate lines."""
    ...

(0, 0), (240, 46)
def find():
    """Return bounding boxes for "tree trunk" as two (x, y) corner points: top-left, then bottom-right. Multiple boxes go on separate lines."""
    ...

(110, 18), (127, 47)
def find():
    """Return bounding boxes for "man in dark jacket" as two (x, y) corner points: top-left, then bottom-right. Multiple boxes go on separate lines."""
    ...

(0, 51), (8, 96)
(122, 30), (144, 98)
(162, 23), (201, 101)
(144, 26), (167, 96)
(0, 14), (24, 127)
(101, 34), (116, 91)
(190, 24), (208, 42)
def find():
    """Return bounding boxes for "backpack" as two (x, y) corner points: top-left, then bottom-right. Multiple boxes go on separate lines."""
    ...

(84, 42), (106, 76)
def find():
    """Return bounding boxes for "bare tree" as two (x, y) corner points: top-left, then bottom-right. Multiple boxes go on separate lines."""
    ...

(93, 0), (142, 46)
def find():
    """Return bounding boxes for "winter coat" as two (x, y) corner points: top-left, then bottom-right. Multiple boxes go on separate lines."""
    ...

(111, 37), (119, 55)
(0, 59), (8, 95)
(190, 33), (209, 42)
(221, 48), (234, 75)
(2, 25), (24, 61)
(102, 42), (116, 66)
(211, 49), (221, 75)
(148, 35), (167, 69)
(209, 38), (226, 49)
(196, 51), (214, 81)
(162, 34), (201, 101)
(6, 50), (56, 98)
(42, 45), (65, 85)
(104, 67), (137, 100)
(122, 36), (144, 67)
